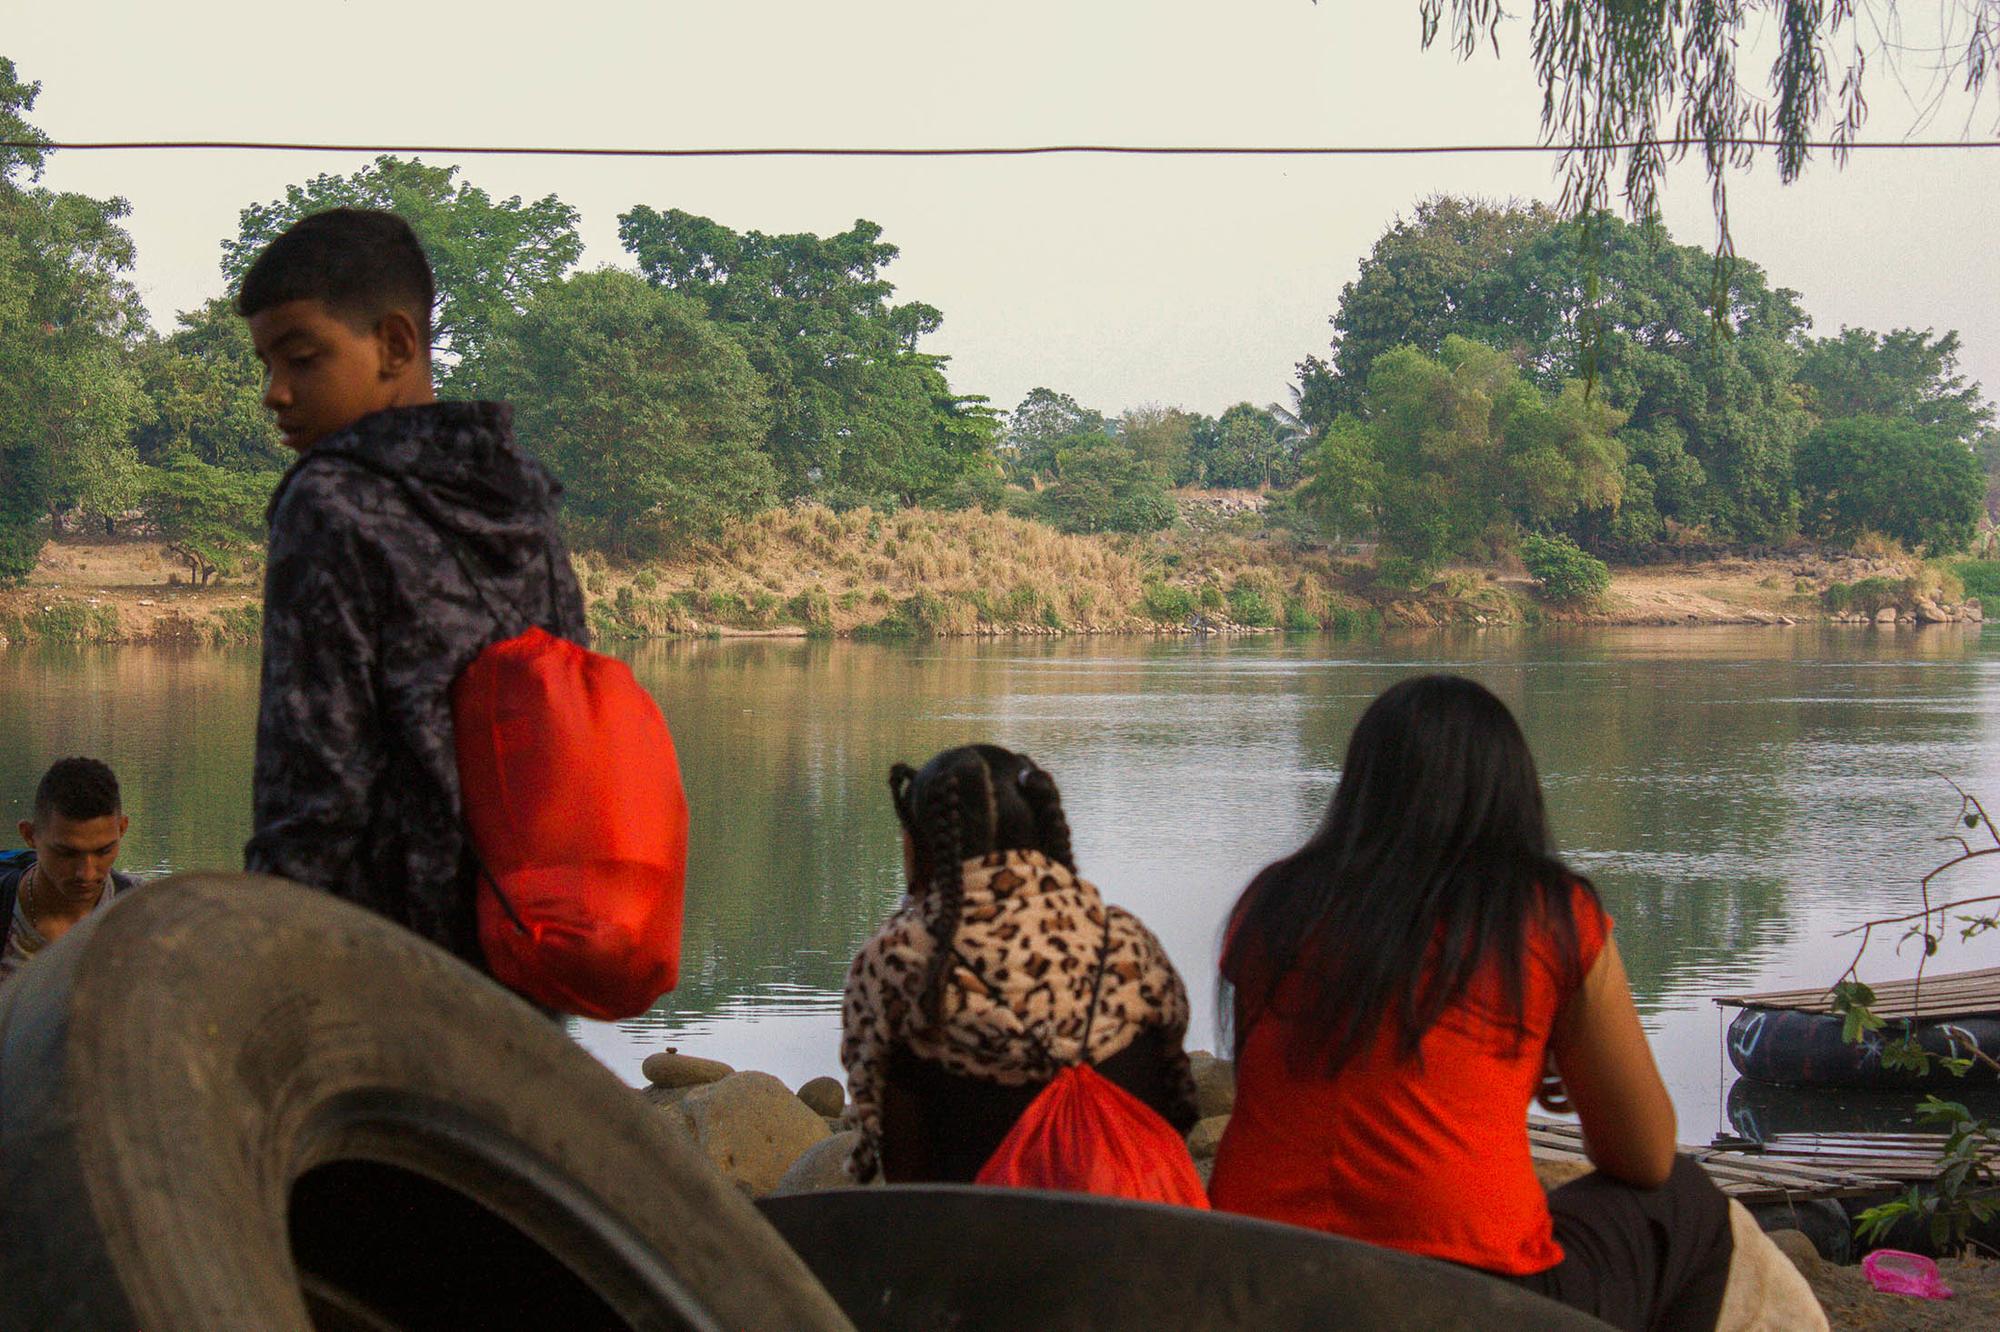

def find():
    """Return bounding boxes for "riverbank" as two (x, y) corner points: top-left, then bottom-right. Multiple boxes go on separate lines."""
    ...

(643, 1047), (1998, 1330)
(1, 503), (1983, 646)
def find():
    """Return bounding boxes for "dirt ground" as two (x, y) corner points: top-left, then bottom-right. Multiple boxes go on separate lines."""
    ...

(2, 538), (260, 642)
(1811, 1252), (2000, 1330)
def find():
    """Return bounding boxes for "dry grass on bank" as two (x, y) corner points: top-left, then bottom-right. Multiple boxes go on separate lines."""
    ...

(578, 503), (1390, 639)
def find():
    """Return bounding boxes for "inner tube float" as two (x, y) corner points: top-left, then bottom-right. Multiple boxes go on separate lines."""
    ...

(1726, 1005), (2000, 1090)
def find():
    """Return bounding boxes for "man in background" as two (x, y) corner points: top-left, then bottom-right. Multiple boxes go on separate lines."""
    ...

(2, 757), (141, 984)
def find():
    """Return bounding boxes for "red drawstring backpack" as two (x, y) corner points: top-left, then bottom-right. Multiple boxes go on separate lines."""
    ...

(974, 916), (1210, 1209)
(452, 626), (688, 1019)
(392, 475), (687, 1021)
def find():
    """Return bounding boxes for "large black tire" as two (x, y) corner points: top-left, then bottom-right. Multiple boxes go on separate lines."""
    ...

(1726, 1005), (2000, 1089)
(759, 1187), (1614, 1330)
(0, 872), (852, 1332)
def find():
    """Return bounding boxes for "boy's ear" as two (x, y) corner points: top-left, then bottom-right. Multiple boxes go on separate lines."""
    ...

(373, 309), (428, 379)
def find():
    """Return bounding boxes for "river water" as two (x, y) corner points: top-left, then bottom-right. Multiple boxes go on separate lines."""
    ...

(7, 626), (2000, 1140)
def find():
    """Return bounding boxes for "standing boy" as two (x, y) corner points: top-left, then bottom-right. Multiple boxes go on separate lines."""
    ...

(3, 757), (141, 984)
(239, 208), (587, 967)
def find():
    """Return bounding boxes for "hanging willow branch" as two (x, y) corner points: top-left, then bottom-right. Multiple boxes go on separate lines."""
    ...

(1420, 2), (2000, 253)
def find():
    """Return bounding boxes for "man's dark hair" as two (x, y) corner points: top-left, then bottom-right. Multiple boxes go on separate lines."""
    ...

(236, 207), (436, 346)
(34, 757), (122, 825)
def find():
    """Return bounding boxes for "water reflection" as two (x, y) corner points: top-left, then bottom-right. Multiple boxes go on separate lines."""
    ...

(4, 626), (1999, 1139)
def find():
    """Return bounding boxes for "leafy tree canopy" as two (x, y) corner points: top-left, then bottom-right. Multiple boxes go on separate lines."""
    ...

(1034, 437), (1177, 536)
(619, 207), (992, 507)
(1303, 200), (1810, 543)
(1005, 387), (1105, 482)
(0, 58), (147, 579)
(478, 269), (776, 554)
(1798, 327), (1998, 448)
(1301, 337), (1625, 581)
(223, 156), (582, 389)
(1796, 415), (1986, 554)
(130, 298), (286, 474)
(144, 453), (276, 585)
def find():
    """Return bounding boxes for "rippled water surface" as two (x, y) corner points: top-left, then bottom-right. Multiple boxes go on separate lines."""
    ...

(8, 624), (2000, 1137)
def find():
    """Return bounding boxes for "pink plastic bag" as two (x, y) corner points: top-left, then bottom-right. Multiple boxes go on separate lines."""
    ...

(1862, 1250), (1953, 1300)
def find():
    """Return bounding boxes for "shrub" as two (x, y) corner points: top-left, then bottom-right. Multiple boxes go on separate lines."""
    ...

(787, 586), (834, 632)
(1824, 576), (1904, 616)
(1324, 605), (1382, 637)
(1226, 585), (1276, 627)
(1140, 582), (1197, 623)
(632, 569), (659, 594)
(1282, 599), (1322, 632)
(1952, 560), (2000, 603)
(1198, 581), (1225, 611)
(1374, 555), (1435, 591)
(1519, 533), (1611, 605)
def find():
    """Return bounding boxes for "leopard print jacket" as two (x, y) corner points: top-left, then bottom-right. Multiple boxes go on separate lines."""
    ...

(840, 848), (1195, 1182)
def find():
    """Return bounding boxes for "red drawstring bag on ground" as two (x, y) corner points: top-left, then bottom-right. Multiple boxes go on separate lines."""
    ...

(974, 1061), (1211, 1208)
(453, 626), (688, 1020)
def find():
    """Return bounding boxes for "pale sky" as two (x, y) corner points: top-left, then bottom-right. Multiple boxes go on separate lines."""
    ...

(8, 0), (1997, 417)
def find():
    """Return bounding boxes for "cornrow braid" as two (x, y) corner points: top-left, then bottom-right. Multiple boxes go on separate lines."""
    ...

(917, 763), (976, 1026)
(1018, 761), (1075, 872)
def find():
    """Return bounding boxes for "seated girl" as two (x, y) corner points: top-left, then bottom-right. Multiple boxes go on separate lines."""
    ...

(840, 743), (1198, 1183)
(1208, 675), (1734, 1331)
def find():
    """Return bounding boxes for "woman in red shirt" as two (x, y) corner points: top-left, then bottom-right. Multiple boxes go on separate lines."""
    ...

(1208, 675), (1733, 1331)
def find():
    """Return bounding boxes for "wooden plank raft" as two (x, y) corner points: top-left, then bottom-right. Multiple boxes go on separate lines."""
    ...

(1528, 1118), (1896, 1205)
(1717, 1130), (2000, 1185)
(1712, 965), (2000, 1022)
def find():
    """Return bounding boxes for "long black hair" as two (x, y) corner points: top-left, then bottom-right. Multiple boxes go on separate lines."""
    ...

(889, 744), (1075, 1024)
(1222, 674), (1595, 1075)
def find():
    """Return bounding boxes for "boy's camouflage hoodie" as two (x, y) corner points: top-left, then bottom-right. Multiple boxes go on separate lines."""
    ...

(245, 402), (588, 966)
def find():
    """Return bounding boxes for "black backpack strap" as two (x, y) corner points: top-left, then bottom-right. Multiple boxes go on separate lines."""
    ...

(0, 859), (30, 955)
(1076, 906), (1119, 1062)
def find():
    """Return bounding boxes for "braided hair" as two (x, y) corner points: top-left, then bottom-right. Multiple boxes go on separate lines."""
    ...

(888, 744), (1076, 1026)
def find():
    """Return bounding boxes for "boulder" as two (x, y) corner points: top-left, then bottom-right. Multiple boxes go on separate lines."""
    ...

(1187, 1051), (1237, 1120)
(1185, 1114), (1230, 1160)
(677, 1071), (831, 1196)
(771, 1130), (871, 1196)
(1764, 1229), (1820, 1279)
(1914, 597), (1949, 623)
(642, 1050), (733, 1088)
(1874, 606), (1899, 623)
(1969, 599), (1986, 623)
(796, 1075), (846, 1119)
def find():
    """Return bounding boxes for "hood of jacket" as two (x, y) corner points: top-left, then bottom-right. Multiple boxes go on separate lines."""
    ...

(269, 401), (564, 571)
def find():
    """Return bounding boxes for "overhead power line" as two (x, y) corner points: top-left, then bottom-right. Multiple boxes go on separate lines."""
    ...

(2, 137), (1999, 159)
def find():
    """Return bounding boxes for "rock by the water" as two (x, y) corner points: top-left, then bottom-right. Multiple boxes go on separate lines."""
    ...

(677, 1071), (831, 1196)
(1765, 1228), (1820, 1278)
(1874, 606), (1899, 623)
(1915, 597), (1950, 623)
(1188, 1051), (1237, 1120)
(1185, 1114), (1229, 1159)
(772, 1130), (872, 1196)
(642, 1050), (733, 1088)
(797, 1075), (846, 1118)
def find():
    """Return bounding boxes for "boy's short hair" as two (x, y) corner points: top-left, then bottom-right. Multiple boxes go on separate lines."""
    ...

(34, 757), (122, 826)
(236, 207), (436, 347)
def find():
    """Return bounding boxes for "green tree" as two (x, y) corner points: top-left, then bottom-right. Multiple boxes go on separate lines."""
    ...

(1115, 404), (1195, 486)
(130, 298), (285, 473)
(143, 453), (276, 585)
(1796, 417), (1985, 554)
(1302, 337), (1624, 580)
(477, 269), (776, 553)
(1305, 202), (1808, 544)
(1798, 328), (1997, 447)
(1006, 387), (1105, 482)
(1035, 438), (1176, 535)
(0, 58), (147, 579)
(1187, 403), (1301, 489)
(619, 207), (994, 507)
(223, 156), (582, 390)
